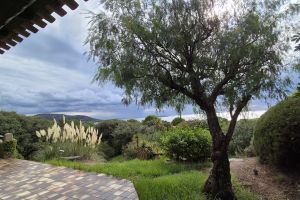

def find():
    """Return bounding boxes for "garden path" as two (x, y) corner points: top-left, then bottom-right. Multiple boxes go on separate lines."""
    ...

(230, 157), (300, 200)
(0, 159), (139, 200)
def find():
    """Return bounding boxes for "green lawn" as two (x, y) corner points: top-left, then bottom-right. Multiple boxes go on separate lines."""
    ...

(46, 159), (258, 200)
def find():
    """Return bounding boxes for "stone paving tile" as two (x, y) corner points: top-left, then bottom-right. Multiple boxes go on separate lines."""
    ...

(0, 159), (139, 200)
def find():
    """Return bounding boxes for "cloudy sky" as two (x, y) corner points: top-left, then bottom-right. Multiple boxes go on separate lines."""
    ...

(0, 1), (298, 120)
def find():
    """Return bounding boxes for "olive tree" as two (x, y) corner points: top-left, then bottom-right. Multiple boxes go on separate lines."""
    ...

(86, 0), (291, 199)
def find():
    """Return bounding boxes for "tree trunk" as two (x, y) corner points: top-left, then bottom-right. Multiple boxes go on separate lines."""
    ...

(204, 141), (235, 200)
(203, 108), (236, 200)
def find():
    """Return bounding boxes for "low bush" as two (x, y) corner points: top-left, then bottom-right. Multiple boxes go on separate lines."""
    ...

(178, 119), (209, 130)
(123, 136), (156, 160)
(171, 117), (185, 126)
(98, 142), (116, 160)
(253, 97), (300, 169)
(143, 115), (161, 125)
(3, 139), (17, 158)
(160, 127), (212, 162)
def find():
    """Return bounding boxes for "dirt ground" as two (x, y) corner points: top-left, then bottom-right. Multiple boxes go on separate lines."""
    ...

(230, 157), (300, 200)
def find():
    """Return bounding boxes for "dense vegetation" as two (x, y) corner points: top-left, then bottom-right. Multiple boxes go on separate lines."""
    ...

(229, 119), (257, 156)
(254, 97), (300, 169)
(0, 111), (51, 159)
(1, 108), (298, 199)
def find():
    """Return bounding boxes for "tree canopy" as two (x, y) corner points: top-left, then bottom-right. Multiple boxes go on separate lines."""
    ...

(88, 0), (291, 115)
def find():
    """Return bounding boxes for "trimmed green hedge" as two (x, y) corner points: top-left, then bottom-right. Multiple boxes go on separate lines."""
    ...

(161, 127), (212, 162)
(253, 97), (300, 168)
(3, 139), (17, 158)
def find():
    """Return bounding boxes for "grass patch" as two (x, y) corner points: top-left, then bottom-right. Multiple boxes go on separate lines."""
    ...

(47, 158), (210, 180)
(135, 171), (207, 200)
(46, 159), (258, 200)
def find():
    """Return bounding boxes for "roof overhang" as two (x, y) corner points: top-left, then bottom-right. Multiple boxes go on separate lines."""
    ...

(0, 0), (88, 54)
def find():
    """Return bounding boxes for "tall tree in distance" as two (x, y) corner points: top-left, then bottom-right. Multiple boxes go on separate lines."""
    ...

(87, 0), (292, 199)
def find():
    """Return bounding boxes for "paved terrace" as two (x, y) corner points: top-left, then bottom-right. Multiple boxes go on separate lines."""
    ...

(0, 159), (138, 200)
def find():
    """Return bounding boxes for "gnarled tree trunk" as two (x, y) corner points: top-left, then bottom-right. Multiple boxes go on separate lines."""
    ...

(203, 108), (236, 200)
(204, 142), (235, 200)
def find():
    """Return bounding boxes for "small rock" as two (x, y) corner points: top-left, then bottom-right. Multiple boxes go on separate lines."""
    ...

(253, 169), (259, 176)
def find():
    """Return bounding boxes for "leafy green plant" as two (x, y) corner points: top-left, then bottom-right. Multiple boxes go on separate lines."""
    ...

(254, 97), (300, 169)
(3, 139), (17, 158)
(161, 127), (212, 162)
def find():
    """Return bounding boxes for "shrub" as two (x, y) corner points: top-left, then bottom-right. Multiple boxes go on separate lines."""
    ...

(143, 115), (161, 125)
(253, 97), (300, 169)
(98, 142), (116, 160)
(178, 119), (209, 130)
(136, 144), (155, 160)
(171, 117), (185, 126)
(3, 139), (17, 158)
(123, 136), (156, 160)
(229, 119), (257, 155)
(161, 127), (212, 162)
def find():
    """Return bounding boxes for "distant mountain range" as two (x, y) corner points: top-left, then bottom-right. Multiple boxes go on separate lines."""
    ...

(35, 114), (99, 122)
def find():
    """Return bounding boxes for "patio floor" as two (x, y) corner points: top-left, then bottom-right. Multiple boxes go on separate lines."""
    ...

(0, 159), (139, 200)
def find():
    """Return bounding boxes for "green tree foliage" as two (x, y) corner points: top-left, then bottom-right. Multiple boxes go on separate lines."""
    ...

(87, 0), (292, 198)
(0, 111), (52, 159)
(254, 97), (300, 169)
(161, 127), (212, 162)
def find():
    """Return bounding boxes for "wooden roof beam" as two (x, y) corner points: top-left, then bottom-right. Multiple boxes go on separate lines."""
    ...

(46, 4), (67, 17)
(37, 9), (55, 23)
(59, 0), (79, 10)
(0, 49), (4, 54)
(10, 33), (23, 43)
(13, 27), (31, 38)
(21, 21), (39, 33)
(5, 38), (17, 46)
(32, 16), (47, 28)
(0, 41), (10, 50)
